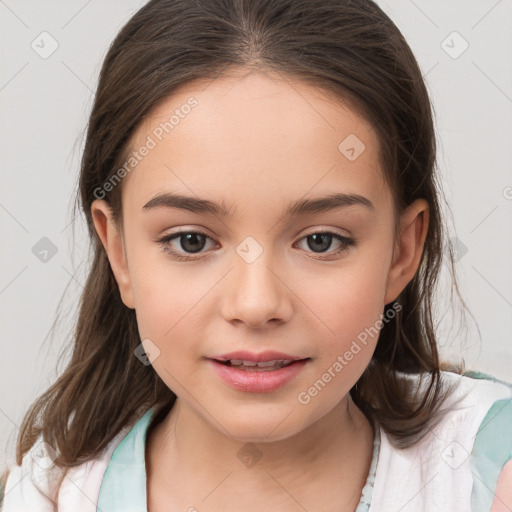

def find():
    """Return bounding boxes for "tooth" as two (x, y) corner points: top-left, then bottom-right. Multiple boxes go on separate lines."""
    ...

(257, 360), (280, 367)
(225, 358), (297, 370)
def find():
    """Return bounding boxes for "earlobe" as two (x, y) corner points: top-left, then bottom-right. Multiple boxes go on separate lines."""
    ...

(383, 198), (429, 305)
(90, 199), (135, 309)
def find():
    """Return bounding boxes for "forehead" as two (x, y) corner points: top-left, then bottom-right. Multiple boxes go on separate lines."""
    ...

(123, 70), (390, 216)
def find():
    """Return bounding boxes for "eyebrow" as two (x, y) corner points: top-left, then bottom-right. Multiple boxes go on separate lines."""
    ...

(142, 192), (374, 217)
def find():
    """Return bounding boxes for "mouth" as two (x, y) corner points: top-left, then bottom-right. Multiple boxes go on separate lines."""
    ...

(213, 358), (305, 371)
(207, 351), (311, 393)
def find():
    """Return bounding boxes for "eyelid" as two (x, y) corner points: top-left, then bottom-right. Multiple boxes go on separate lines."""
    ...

(155, 227), (215, 247)
(158, 225), (352, 241)
(300, 225), (352, 238)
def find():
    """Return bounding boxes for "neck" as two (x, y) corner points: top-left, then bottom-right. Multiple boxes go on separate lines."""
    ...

(146, 396), (375, 510)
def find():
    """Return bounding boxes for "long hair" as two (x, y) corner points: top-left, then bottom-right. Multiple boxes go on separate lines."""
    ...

(13, 0), (472, 469)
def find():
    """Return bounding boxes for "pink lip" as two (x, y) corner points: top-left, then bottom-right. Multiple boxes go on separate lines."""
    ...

(208, 352), (309, 393)
(211, 350), (303, 363)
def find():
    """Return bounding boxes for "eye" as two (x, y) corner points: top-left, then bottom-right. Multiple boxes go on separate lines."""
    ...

(156, 229), (355, 261)
(156, 230), (216, 261)
(295, 231), (355, 259)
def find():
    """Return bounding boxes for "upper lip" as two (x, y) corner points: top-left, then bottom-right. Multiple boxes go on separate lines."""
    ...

(210, 350), (306, 363)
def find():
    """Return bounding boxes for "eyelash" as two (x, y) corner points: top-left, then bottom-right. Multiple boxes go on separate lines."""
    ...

(156, 229), (355, 261)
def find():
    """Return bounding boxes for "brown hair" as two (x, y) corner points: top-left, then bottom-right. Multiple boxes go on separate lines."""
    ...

(11, 0), (473, 471)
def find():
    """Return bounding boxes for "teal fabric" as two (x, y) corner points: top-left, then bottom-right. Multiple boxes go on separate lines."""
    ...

(470, 397), (512, 512)
(463, 369), (512, 388)
(439, 371), (512, 511)
(465, 370), (512, 511)
(96, 406), (159, 512)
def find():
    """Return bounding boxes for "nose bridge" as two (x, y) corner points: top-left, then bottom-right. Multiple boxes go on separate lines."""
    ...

(222, 235), (292, 327)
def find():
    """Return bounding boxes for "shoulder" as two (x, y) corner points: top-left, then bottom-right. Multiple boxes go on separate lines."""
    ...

(458, 371), (512, 511)
(411, 369), (512, 433)
(444, 369), (512, 401)
(420, 370), (512, 460)
(369, 370), (512, 512)
(0, 409), (146, 512)
(0, 437), (67, 512)
(396, 369), (512, 443)
(441, 369), (510, 412)
(438, 370), (512, 459)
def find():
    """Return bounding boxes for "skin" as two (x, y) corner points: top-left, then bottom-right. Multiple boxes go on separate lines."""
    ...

(492, 459), (512, 511)
(91, 69), (430, 511)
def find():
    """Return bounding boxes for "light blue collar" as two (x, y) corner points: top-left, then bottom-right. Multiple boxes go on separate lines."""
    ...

(96, 405), (159, 512)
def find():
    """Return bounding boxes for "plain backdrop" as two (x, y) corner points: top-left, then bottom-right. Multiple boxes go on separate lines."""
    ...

(1, 0), (511, 468)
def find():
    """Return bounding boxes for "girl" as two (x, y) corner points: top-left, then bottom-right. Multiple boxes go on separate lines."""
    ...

(1, 0), (511, 510)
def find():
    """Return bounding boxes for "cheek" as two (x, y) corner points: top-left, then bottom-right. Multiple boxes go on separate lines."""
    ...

(289, 257), (391, 405)
(131, 264), (208, 389)
(134, 275), (201, 338)
(130, 254), (217, 357)
(295, 257), (391, 338)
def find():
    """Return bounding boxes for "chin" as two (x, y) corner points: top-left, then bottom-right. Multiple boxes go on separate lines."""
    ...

(214, 403), (311, 443)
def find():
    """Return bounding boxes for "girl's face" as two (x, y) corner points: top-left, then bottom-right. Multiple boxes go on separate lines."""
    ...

(92, 69), (428, 442)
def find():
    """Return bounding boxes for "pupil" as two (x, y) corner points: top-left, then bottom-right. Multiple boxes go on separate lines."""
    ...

(308, 233), (331, 252)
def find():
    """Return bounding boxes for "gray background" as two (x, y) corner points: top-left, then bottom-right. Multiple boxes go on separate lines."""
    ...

(1, 0), (511, 468)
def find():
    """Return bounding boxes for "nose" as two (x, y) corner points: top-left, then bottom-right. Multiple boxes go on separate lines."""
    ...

(220, 250), (293, 329)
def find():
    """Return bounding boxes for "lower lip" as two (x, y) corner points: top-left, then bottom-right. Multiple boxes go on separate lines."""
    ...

(208, 359), (309, 393)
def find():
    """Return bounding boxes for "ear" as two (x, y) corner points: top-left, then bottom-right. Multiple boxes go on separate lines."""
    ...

(384, 198), (429, 305)
(91, 199), (135, 309)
